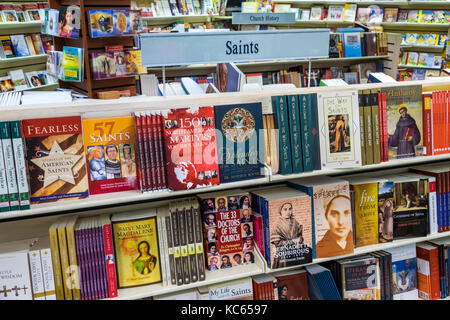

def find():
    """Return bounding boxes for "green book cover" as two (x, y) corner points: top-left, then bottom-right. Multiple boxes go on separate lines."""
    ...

(358, 90), (367, 166)
(62, 46), (83, 82)
(370, 90), (381, 164)
(0, 121), (19, 211)
(272, 95), (292, 174)
(309, 93), (321, 171)
(0, 137), (9, 212)
(287, 95), (303, 173)
(363, 91), (374, 165)
(10, 121), (30, 210)
(299, 94), (314, 172)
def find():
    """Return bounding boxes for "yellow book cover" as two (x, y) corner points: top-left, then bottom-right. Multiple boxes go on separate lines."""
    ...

(56, 217), (73, 300)
(112, 210), (162, 288)
(352, 180), (379, 247)
(241, 2), (258, 13)
(48, 221), (65, 300)
(65, 215), (81, 300)
(82, 116), (139, 195)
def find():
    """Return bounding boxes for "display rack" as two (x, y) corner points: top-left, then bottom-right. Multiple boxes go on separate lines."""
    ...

(48, 0), (137, 98)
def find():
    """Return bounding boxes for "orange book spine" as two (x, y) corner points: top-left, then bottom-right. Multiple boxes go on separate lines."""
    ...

(417, 245), (441, 300)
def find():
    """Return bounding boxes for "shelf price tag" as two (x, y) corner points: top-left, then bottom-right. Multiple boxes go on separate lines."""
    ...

(139, 29), (330, 67)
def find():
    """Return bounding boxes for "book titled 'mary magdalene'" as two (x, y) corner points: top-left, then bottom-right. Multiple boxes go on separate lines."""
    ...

(214, 102), (265, 183)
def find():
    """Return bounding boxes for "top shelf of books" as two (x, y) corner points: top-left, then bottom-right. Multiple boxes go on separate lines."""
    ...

(272, 0), (450, 8)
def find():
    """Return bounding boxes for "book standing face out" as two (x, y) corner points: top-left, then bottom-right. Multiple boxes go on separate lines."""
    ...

(83, 116), (139, 195)
(21, 116), (89, 204)
(112, 211), (162, 288)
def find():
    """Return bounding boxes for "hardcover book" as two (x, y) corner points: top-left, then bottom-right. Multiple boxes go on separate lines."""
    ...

(316, 90), (361, 169)
(274, 269), (309, 300)
(83, 116), (139, 195)
(379, 85), (423, 160)
(162, 106), (220, 191)
(21, 116), (89, 204)
(111, 209), (162, 288)
(214, 102), (265, 183)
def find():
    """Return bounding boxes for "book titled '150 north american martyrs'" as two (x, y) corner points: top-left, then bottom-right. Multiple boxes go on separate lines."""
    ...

(162, 106), (220, 191)
(112, 209), (162, 288)
(21, 116), (89, 204)
(82, 116), (139, 195)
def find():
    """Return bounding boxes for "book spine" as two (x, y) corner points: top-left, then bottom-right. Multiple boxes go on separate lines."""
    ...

(0, 136), (9, 212)
(165, 215), (177, 285)
(95, 224), (107, 300)
(10, 121), (29, 210)
(0, 121), (19, 210)
(298, 94), (313, 172)
(145, 111), (157, 190)
(262, 197), (271, 268)
(156, 112), (167, 189)
(309, 93), (321, 171)
(156, 215), (167, 285)
(66, 223), (81, 300)
(86, 223), (97, 300)
(82, 227), (93, 300)
(142, 111), (154, 191)
(29, 249), (46, 300)
(370, 90), (381, 164)
(272, 95), (292, 174)
(178, 203), (190, 284)
(159, 214), (170, 286)
(192, 202), (206, 281)
(417, 246), (441, 300)
(93, 223), (103, 299)
(151, 111), (163, 189)
(358, 90), (367, 166)
(74, 227), (86, 300)
(423, 93), (433, 156)
(363, 92), (374, 165)
(287, 95), (303, 173)
(446, 171), (450, 232)
(185, 202), (198, 283)
(381, 92), (389, 162)
(101, 217), (118, 298)
(377, 92), (384, 162)
(57, 224), (73, 300)
(133, 112), (147, 192)
(428, 177), (438, 235)
(170, 205), (183, 286)
(40, 247), (56, 300)
(49, 227), (64, 300)
(438, 174), (444, 233)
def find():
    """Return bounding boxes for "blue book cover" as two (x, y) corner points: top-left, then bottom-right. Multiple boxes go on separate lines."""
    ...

(89, 9), (114, 38)
(10, 35), (30, 57)
(113, 9), (131, 36)
(214, 102), (265, 183)
(343, 32), (362, 58)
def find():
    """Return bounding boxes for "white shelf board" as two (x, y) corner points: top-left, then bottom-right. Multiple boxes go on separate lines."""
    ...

(398, 64), (442, 70)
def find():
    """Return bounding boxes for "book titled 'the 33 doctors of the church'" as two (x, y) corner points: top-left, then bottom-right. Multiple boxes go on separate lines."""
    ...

(214, 102), (265, 183)
(20, 116), (89, 204)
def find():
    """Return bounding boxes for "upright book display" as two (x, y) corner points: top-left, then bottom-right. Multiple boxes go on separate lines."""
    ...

(48, 0), (137, 98)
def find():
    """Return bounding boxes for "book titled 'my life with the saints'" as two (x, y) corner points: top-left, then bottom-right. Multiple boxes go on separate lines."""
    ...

(82, 116), (139, 195)
(214, 102), (265, 183)
(21, 116), (89, 204)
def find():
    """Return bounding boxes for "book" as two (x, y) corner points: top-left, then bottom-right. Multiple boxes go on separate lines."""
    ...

(8, 69), (29, 91)
(83, 116), (139, 195)
(10, 121), (30, 210)
(0, 77), (14, 92)
(90, 52), (116, 79)
(380, 85), (423, 160)
(48, 221), (64, 299)
(369, 8), (384, 23)
(47, 9), (60, 36)
(272, 95), (292, 174)
(288, 176), (354, 259)
(327, 6), (344, 21)
(208, 277), (253, 300)
(250, 186), (313, 269)
(316, 90), (362, 169)
(31, 237), (56, 300)
(419, 10), (434, 23)
(162, 106), (219, 191)
(10, 35), (30, 57)
(21, 116), (89, 204)
(89, 9), (114, 38)
(385, 244), (418, 300)
(58, 5), (80, 38)
(383, 8), (398, 23)
(407, 10), (420, 23)
(0, 36), (15, 58)
(273, 269), (309, 300)
(0, 122), (19, 211)
(343, 4), (357, 22)
(377, 180), (394, 243)
(113, 9), (130, 36)
(356, 8), (371, 23)
(111, 209), (162, 288)
(305, 264), (342, 300)
(416, 242), (441, 300)
(214, 102), (265, 183)
(310, 6), (324, 21)
(343, 32), (362, 58)
(62, 46), (83, 82)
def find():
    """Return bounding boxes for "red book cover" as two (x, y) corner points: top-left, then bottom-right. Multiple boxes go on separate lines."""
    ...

(275, 270), (309, 300)
(141, 112), (153, 191)
(100, 214), (118, 298)
(144, 112), (156, 190)
(162, 106), (220, 191)
(82, 117), (139, 195)
(445, 171), (450, 231)
(253, 214), (265, 258)
(446, 91), (450, 153)
(422, 93), (433, 156)
(151, 112), (162, 189)
(416, 243), (440, 300)
(156, 112), (167, 188)
(133, 112), (146, 191)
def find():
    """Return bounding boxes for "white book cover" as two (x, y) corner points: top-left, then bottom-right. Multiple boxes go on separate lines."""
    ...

(39, 247), (56, 300)
(7, 70), (29, 91)
(0, 250), (33, 300)
(317, 90), (362, 169)
(1, 127), (19, 210)
(28, 250), (45, 300)
(0, 137), (8, 211)
(344, 4), (357, 22)
(327, 6), (345, 21)
(385, 244), (418, 299)
(156, 216), (168, 286)
(10, 122), (29, 209)
(300, 9), (310, 21)
(208, 277), (253, 300)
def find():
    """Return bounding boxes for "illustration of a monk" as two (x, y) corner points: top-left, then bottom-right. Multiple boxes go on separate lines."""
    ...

(388, 104), (421, 159)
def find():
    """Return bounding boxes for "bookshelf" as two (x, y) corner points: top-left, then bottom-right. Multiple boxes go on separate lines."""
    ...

(141, 14), (232, 26)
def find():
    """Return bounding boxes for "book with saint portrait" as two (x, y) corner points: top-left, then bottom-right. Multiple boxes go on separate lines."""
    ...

(111, 209), (162, 288)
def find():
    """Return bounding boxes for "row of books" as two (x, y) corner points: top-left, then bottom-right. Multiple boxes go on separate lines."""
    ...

(0, 2), (47, 23)
(329, 31), (388, 58)
(399, 51), (444, 69)
(401, 32), (447, 47)
(0, 69), (55, 93)
(90, 46), (146, 80)
(131, 0), (224, 17)
(0, 34), (52, 59)
(398, 68), (442, 81)
(46, 46), (84, 82)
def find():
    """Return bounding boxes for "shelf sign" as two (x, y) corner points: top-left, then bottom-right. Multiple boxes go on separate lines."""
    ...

(139, 29), (330, 67)
(232, 12), (296, 25)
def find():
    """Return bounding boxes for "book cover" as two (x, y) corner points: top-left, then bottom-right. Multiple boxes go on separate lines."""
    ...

(343, 33), (362, 58)
(272, 95), (292, 175)
(10, 35), (30, 57)
(397, 9), (408, 22)
(356, 8), (370, 23)
(7, 70), (28, 91)
(310, 6), (323, 21)
(0, 36), (15, 58)
(90, 52), (116, 79)
(380, 85), (423, 160)
(162, 106), (219, 191)
(62, 46), (82, 82)
(327, 6), (344, 21)
(208, 277), (253, 300)
(83, 116), (139, 195)
(113, 9), (130, 36)
(0, 77), (14, 92)
(111, 210), (162, 288)
(275, 269), (309, 300)
(419, 10), (434, 23)
(0, 248), (33, 300)
(47, 9), (60, 36)
(369, 8), (384, 23)
(385, 244), (418, 300)
(416, 242), (440, 300)
(21, 115), (89, 204)
(407, 10), (419, 23)
(378, 181), (394, 243)
(317, 90), (361, 169)
(89, 9), (114, 38)
(383, 8), (398, 23)
(10, 121), (30, 210)
(214, 102), (265, 183)
(39, 244), (56, 300)
(0, 122), (19, 211)
(340, 255), (381, 300)
(58, 5), (80, 38)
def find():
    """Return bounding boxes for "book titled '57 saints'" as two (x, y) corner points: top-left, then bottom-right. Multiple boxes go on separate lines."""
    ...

(20, 116), (89, 204)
